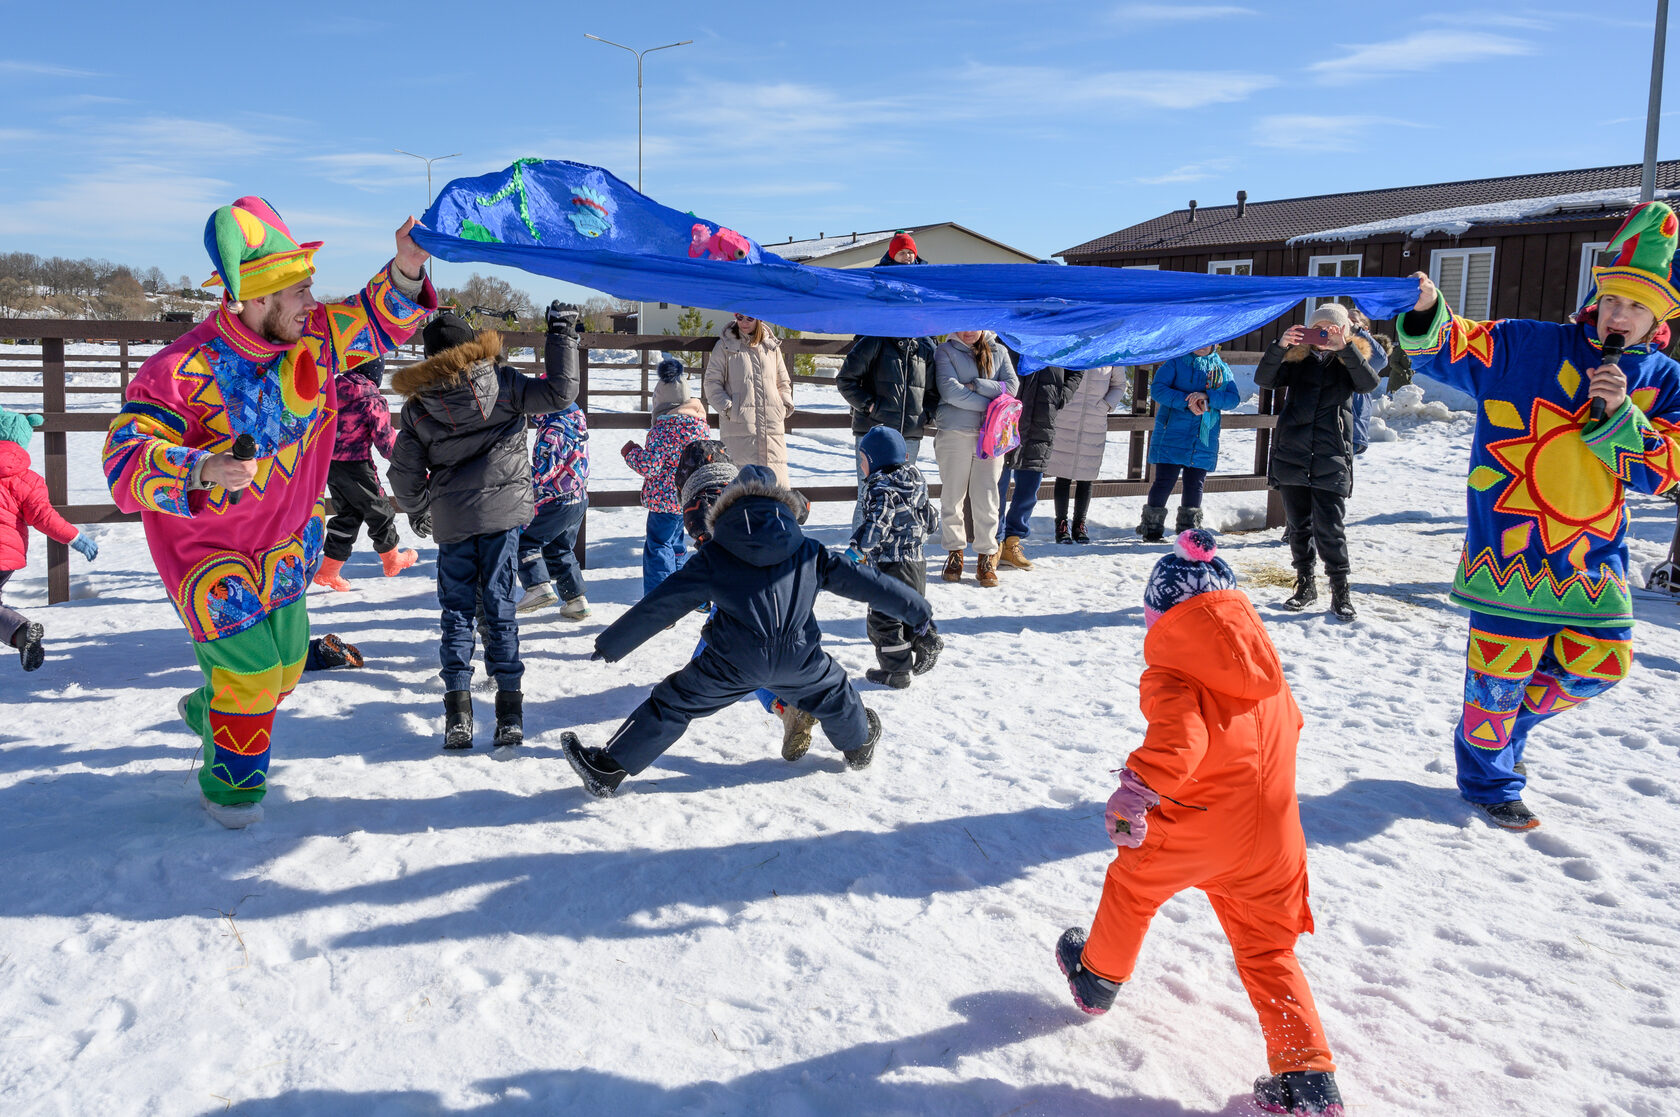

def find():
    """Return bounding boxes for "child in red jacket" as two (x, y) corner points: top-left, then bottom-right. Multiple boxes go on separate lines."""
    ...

(623, 359), (711, 597)
(1056, 530), (1344, 1117)
(0, 408), (97, 671)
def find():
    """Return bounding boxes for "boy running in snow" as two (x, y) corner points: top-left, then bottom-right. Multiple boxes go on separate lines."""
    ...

(1, 407), (98, 671)
(624, 358), (711, 597)
(516, 303), (591, 621)
(845, 426), (943, 687)
(1057, 530), (1344, 1117)
(313, 355), (418, 590)
(387, 312), (572, 752)
(562, 465), (932, 797)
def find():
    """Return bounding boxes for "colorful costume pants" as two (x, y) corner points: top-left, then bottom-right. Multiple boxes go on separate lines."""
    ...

(1456, 611), (1632, 804)
(182, 598), (309, 805)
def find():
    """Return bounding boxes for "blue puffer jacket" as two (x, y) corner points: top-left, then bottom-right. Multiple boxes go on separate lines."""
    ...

(1147, 351), (1240, 470)
(594, 475), (930, 671)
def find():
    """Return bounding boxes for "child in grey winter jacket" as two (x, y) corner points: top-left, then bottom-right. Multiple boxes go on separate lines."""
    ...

(845, 426), (943, 686)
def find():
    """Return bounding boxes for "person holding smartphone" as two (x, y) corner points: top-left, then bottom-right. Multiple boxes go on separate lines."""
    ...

(1254, 302), (1379, 620)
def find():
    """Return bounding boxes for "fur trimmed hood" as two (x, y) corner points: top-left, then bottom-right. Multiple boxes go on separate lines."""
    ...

(706, 473), (809, 567)
(1284, 333), (1372, 364)
(391, 330), (503, 398)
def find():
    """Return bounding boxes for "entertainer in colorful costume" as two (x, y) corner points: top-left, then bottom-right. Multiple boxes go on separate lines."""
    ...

(1399, 201), (1680, 830)
(103, 197), (436, 827)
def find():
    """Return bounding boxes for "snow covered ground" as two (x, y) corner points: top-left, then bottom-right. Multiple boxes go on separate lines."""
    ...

(3, 366), (1680, 1116)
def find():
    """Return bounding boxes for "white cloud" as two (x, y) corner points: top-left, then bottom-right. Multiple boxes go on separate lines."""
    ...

(1309, 31), (1535, 84)
(1251, 114), (1421, 152)
(1111, 3), (1257, 21)
(0, 59), (102, 78)
(1135, 158), (1237, 184)
(0, 163), (231, 239)
(1420, 11), (1550, 30)
(955, 63), (1276, 112)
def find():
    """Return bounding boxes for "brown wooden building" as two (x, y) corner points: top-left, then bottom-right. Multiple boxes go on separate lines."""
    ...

(1059, 160), (1680, 351)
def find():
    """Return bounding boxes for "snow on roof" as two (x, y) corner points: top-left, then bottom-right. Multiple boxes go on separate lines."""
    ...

(765, 229), (900, 262)
(1287, 187), (1680, 245)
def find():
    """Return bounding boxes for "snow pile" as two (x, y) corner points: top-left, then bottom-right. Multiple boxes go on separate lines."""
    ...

(1378, 382), (1472, 424)
(1288, 187), (1680, 245)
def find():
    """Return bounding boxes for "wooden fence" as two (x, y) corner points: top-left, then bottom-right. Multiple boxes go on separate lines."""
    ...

(0, 320), (1282, 604)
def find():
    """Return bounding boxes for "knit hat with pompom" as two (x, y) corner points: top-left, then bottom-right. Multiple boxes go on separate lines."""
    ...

(1142, 528), (1237, 627)
(651, 356), (693, 417)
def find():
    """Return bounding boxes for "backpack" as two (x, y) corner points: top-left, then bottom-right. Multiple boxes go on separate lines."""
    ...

(976, 392), (1023, 460)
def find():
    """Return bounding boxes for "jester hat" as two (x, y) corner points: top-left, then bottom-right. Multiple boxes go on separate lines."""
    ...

(201, 197), (321, 303)
(1590, 200), (1680, 321)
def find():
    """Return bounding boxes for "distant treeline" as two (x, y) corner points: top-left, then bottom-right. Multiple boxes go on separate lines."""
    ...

(0, 252), (211, 320)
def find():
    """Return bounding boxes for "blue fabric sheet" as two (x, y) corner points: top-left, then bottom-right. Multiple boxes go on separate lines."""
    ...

(413, 158), (1423, 371)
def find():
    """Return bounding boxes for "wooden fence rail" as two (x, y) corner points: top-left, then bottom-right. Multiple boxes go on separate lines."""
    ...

(1, 321), (1281, 603)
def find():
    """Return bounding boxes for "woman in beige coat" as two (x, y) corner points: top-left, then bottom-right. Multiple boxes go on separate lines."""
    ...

(703, 312), (794, 487)
(1046, 365), (1130, 543)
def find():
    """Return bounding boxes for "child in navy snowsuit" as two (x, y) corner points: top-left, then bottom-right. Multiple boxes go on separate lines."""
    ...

(315, 356), (417, 590)
(846, 426), (942, 686)
(387, 312), (571, 752)
(517, 305), (591, 620)
(563, 466), (933, 797)
(624, 358), (711, 596)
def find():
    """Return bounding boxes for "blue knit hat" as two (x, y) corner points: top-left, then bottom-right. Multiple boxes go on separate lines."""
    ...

(0, 406), (44, 448)
(1143, 529), (1237, 626)
(858, 426), (907, 472)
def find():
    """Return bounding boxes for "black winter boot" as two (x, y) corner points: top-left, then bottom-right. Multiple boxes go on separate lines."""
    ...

(911, 629), (944, 676)
(1283, 569), (1318, 611)
(493, 690), (523, 749)
(1174, 506), (1204, 534)
(1329, 576), (1356, 621)
(1252, 1070), (1345, 1116)
(561, 733), (628, 797)
(442, 690), (474, 751)
(1056, 927), (1120, 1015)
(1135, 505), (1167, 542)
(1071, 518), (1090, 544)
(843, 708), (882, 770)
(1055, 517), (1073, 544)
(12, 621), (44, 672)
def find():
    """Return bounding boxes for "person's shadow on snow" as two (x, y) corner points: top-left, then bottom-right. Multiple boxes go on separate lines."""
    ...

(1298, 776), (1464, 847)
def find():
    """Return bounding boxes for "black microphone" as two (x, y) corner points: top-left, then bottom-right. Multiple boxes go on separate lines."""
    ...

(1592, 333), (1625, 423)
(227, 433), (257, 505)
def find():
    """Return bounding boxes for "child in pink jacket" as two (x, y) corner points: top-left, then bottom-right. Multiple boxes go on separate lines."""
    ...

(0, 408), (97, 671)
(623, 359), (711, 596)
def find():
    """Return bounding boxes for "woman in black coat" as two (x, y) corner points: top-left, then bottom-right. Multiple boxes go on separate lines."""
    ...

(1254, 303), (1379, 620)
(996, 360), (1082, 569)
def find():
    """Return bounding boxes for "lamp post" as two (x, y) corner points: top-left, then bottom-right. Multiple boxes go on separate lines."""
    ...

(1641, 0), (1671, 202)
(584, 33), (692, 192)
(394, 149), (461, 280)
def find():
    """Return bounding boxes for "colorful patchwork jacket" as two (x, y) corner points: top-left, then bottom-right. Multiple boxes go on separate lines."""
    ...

(623, 413), (712, 514)
(332, 366), (398, 462)
(850, 462), (939, 565)
(1399, 299), (1680, 626)
(532, 403), (589, 509)
(103, 265), (435, 642)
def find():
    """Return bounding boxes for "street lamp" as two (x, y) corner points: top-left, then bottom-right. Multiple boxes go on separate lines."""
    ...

(394, 149), (461, 280)
(584, 33), (692, 192)
(1640, 0), (1670, 202)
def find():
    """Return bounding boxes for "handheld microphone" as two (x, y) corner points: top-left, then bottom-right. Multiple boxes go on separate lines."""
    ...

(227, 433), (257, 505)
(1592, 333), (1625, 423)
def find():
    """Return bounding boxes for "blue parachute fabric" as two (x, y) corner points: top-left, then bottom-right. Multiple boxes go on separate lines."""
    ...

(413, 159), (1423, 370)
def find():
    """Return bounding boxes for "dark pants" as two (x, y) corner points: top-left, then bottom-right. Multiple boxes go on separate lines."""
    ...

(1053, 478), (1091, 523)
(0, 569), (27, 646)
(868, 560), (932, 673)
(324, 459), (399, 562)
(604, 645), (870, 775)
(643, 510), (687, 597)
(1279, 484), (1349, 577)
(1146, 464), (1208, 509)
(436, 527), (523, 692)
(519, 499), (587, 601)
(996, 467), (1044, 540)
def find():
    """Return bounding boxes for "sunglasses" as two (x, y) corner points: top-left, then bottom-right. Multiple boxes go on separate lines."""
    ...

(733, 312), (757, 322)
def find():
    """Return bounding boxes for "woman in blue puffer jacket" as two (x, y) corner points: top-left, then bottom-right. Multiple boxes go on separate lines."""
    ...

(1137, 344), (1239, 540)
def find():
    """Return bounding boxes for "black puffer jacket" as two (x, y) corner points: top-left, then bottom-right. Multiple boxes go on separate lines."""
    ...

(837, 336), (938, 439)
(594, 476), (929, 671)
(387, 330), (569, 544)
(1004, 364), (1083, 472)
(1254, 336), (1379, 496)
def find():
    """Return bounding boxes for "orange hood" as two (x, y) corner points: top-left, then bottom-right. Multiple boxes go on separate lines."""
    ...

(1142, 589), (1282, 701)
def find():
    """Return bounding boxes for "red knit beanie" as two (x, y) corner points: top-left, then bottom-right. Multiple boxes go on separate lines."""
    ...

(887, 232), (918, 260)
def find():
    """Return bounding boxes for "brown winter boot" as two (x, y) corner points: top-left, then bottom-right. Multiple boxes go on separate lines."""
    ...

(976, 552), (1000, 588)
(999, 535), (1034, 571)
(942, 550), (965, 583)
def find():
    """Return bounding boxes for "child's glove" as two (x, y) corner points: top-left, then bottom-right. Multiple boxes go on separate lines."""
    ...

(621, 441), (639, 458)
(70, 533), (98, 561)
(842, 545), (866, 564)
(408, 512), (432, 539)
(1105, 769), (1160, 850)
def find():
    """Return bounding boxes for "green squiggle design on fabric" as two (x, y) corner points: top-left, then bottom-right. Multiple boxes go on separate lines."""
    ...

(476, 158), (543, 240)
(460, 220), (499, 243)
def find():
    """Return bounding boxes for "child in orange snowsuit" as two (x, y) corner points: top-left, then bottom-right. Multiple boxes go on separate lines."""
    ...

(1057, 528), (1343, 1117)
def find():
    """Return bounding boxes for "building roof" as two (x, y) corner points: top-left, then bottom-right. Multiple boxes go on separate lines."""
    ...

(765, 222), (1038, 264)
(1060, 160), (1680, 259)
(1289, 186), (1680, 245)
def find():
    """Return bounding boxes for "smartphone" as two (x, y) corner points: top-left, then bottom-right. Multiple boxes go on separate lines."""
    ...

(1301, 326), (1331, 345)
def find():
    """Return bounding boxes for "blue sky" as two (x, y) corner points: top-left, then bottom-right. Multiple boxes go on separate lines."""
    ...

(1, 1), (1673, 302)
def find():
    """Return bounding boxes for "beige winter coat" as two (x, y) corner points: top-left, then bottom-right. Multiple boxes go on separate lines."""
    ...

(1046, 365), (1130, 481)
(703, 325), (794, 486)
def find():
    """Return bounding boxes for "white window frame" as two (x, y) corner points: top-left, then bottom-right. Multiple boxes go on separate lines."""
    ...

(1430, 247), (1497, 320)
(1209, 259), (1253, 276)
(1305, 253), (1361, 313)
(1121, 264), (1160, 271)
(1577, 241), (1609, 309)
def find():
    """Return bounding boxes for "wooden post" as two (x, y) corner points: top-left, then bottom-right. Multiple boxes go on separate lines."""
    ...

(1257, 386), (1285, 529)
(43, 336), (70, 604)
(575, 345), (590, 570)
(640, 348), (650, 413)
(119, 339), (131, 392)
(1126, 367), (1151, 480)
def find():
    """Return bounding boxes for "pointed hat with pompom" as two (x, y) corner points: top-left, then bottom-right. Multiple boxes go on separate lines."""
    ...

(201, 197), (321, 304)
(1590, 200), (1680, 321)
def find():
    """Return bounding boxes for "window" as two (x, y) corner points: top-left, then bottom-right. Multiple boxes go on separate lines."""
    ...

(1306, 254), (1360, 313)
(1120, 264), (1160, 270)
(1431, 248), (1496, 321)
(1209, 260), (1253, 276)
(658, 301), (669, 309)
(1577, 241), (1609, 309)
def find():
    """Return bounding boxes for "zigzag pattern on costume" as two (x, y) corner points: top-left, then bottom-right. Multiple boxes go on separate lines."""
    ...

(1456, 547), (1625, 619)
(1458, 627), (1630, 752)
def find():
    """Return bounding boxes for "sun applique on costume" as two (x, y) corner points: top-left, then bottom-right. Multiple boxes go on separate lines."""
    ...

(1484, 396), (1624, 555)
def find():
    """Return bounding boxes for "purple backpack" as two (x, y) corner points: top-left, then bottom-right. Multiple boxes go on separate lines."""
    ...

(976, 392), (1023, 460)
